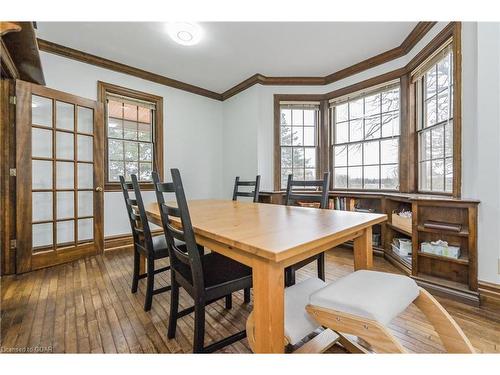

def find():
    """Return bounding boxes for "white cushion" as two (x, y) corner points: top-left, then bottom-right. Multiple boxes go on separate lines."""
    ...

(285, 278), (327, 345)
(309, 270), (420, 326)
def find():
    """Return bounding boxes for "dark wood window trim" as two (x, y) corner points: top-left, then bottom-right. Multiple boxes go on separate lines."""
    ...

(273, 22), (462, 197)
(97, 81), (164, 191)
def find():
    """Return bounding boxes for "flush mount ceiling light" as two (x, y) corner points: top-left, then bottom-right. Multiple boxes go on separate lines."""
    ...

(166, 22), (203, 46)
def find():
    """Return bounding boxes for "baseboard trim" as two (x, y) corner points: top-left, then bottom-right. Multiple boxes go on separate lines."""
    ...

(478, 280), (500, 304)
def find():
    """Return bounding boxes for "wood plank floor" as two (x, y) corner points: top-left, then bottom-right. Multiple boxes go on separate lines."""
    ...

(1, 247), (499, 353)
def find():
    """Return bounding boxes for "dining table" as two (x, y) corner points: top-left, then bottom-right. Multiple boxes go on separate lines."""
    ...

(145, 199), (387, 353)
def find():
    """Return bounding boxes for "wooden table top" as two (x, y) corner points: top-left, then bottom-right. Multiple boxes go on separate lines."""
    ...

(146, 199), (387, 263)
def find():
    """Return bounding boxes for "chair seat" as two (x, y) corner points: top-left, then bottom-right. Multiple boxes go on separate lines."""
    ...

(175, 252), (252, 291)
(150, 236), (187, 258)
(285, 277), (328, 345)
(309, 270), (420, 326)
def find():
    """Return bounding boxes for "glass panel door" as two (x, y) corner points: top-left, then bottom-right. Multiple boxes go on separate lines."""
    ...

(16, 81), (103, 272)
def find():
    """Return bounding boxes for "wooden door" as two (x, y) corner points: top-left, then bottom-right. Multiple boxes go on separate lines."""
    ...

(15, 80), (104, 272)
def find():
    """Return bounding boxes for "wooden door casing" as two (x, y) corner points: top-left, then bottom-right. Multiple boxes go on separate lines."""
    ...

(15, 80), (104, 272)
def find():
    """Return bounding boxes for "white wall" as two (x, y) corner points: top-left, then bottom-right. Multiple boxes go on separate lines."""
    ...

(40, 52), (224, 237)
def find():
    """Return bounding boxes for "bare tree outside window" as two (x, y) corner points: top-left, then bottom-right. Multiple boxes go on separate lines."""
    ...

(417, 49), (454, 193)
(279, 105), (319, 189)
(331, 84), (400, 190)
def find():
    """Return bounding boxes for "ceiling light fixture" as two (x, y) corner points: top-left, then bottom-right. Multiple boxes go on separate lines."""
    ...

(166, 22), (203, 46)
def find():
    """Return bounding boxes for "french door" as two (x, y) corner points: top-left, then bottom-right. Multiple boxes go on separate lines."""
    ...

(16, 81), (104, 272)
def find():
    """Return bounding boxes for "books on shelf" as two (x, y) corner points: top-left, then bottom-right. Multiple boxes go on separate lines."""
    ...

(333, 197), (348, 210)
(423, 220), (462, 232)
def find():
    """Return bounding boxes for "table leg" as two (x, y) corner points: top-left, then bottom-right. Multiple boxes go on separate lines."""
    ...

(252, 258), (285, 353)
(353, 226), (373, 270)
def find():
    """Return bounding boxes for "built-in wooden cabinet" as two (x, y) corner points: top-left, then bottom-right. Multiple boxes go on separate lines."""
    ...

(259, 191), (480, 305)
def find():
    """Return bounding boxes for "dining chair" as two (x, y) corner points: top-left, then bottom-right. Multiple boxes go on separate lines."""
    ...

(119, 175), (171, 311)
(153, 169), (253, 353)
(232, 175), (260, 303)
(232, 175), (261, 203)
(284, 172), (330, 286)
(247, 270), (475, 353)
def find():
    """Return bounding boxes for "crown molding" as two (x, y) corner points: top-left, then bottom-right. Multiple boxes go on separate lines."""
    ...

(37, 22), (436, 102)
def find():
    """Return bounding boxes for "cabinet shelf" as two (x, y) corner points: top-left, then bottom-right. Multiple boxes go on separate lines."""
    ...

(417, 251), (469, 265)
(417, 225), (469, 237)
(386, 222), (412, 237)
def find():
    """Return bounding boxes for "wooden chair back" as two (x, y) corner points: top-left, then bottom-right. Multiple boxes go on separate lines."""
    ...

(232, 175), (261, 203)
(285, 172), (330, 209)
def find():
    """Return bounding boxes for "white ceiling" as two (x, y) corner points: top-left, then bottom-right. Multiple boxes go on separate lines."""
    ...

(36, 22), (417, 93)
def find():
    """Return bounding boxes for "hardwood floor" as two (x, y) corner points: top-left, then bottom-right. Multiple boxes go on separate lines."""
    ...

(1, 247), (499, 353)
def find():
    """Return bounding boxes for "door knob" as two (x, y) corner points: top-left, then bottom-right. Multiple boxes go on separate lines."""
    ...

(95, 186), (103, 192)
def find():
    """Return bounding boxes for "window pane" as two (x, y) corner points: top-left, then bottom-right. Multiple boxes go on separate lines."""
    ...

(56, 131), (74, 160)
(281, 168), (292, 189)
(108, 118), (123, 138)
(56, 101), (74, 131)
(138, 123), (151, 141)
(124, 141), (139, 161)
(425, 97), (437, 127)
(348, 166), (362, 189)
(292, 148), (304, 168)
(78, 218), (93, 241)
(431, 126), (444, 159)
(33, 192), (52, 222)
(108, 139), (124, 160)
(292, 109), (303, 125)
(77, 135), (93, 162)
(363, 140), (379, 165)
(445, 121), (453, 157)
(431, 160), (444, 191)
(349, 119), (363, 142)
(32, 95), (52, 127)
(281, 126), (291, 146)
(56, 191), (74, 219)
(335, 103), (348, 123)
(123, 120), (138, 140)
(77, 163), (93, 189)
(281, 109), (291, 125)
(364, 93), (380, 116)
(123, 103), (137, 121)
(281, 148), (292, 168)
(381, 112), (399, 137)
(139, 163), (152, 181)
(125, 161), (139, 180)
(335, 121), (348, 144)
(420, 130), (431, 161)
(364, 115), (381, 140)
(445, 158), (453, 192)
(364, 165), (379, 189)
(334, 167), (347, 188)
(380, 138), (399, 164)
(437, 90), (450, 122)
(78, 191), (93, 217)
(56, 161), (74, 189)
(138, 107), (151, 123)
(349, 98), (363, 119)
(437, 54), (451, 91)
(108, 100), (123, 118)
(305, 169), (315, 180)
(303, 110), (315, 126)
(291, 127), (303, 146)
(32, 160), (52, 189)
(33, 223), (53, 249)
(109, 161), (124, 181)
(304, 148), (316, 169)
(293, 168), (305, 181)
(381, 164), (398, 189)
(420, 161), (431, 191)
(78, 106), (94, 134)
(381, 88), (399, 112)
(303, 127), (315, 146)
(139, 143), (152, 161)
(348, 144), (362, 166)
(334, 145), (347, 167)
(57, 220), (74, 246)
(425, 67), (437, 99)
(32, 128), (52, 158)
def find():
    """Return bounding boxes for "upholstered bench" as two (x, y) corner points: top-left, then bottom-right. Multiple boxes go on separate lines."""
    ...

(247, 270), (475, 353)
